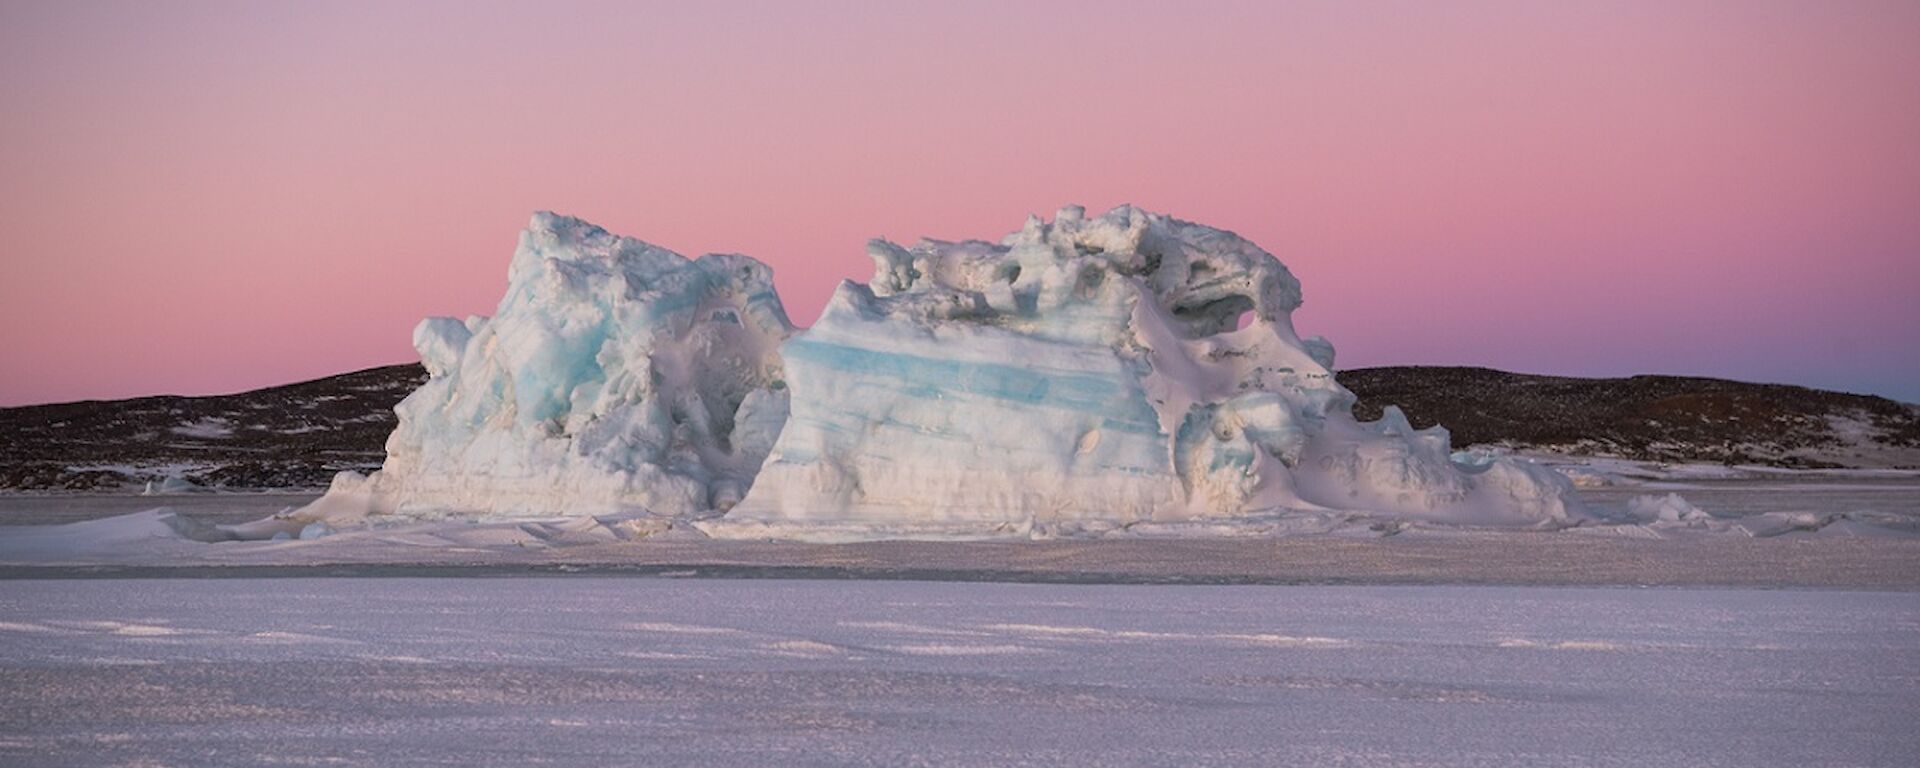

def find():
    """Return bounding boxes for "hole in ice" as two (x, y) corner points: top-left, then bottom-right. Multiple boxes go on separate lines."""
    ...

(1170, 294), (1255, 337)
(1002, 264), (1022, 284)
(1076, 269), (1104, 298)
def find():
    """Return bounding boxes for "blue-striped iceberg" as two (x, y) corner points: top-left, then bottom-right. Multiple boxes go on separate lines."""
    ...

(703, 206), (1580, 539)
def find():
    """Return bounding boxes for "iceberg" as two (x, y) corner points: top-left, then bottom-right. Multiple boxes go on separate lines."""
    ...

(295, 205), (1580, 538)
(304, 212), (794, 521)
(704, 206), (1581, 539)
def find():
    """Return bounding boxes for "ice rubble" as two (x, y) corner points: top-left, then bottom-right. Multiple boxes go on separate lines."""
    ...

(301, 212), (794, 522)
(1626, 493), (1712, 524)
(1555, 491), (1919, 539)
(704, 206), (1581, 539)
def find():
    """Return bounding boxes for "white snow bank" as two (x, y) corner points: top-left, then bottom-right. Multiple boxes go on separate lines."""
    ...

(1532, 454), (1920, 488)
(0, 508), (228, 562)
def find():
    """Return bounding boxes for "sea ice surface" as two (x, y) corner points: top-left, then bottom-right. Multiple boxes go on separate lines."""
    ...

(2, 579), (1914, 767)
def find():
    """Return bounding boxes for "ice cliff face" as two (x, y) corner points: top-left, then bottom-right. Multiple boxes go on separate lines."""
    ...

(705, 206), (1578, 539)
(315, 212), (793, 520)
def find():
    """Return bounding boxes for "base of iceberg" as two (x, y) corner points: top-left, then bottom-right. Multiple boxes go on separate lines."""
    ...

(3, 480), (1916, 578)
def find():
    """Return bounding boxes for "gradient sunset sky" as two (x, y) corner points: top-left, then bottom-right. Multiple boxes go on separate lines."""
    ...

(2, 1), (1916, 406)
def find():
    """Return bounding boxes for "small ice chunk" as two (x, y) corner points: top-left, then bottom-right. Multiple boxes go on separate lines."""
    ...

(142, 475), (201, 495)
(1626, 493), (1711, 524)
(298, 522), (334, 540)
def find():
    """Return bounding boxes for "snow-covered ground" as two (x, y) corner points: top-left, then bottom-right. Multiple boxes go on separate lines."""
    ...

(1, 579), (1915, 766)
(2, 470), (1917, 588)
(3, 475), (1914, 763)
(0, 492), (320, 527)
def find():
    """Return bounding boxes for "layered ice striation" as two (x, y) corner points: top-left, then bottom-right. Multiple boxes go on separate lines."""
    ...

(706, 206), (1579, 539)
(308, 213), (793, 521)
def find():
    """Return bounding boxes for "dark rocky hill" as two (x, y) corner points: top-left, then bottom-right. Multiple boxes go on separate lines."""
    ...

(1342, 366), (1919, 469)
(0, 365), (426, 491)
(3, 364), (1914, 491)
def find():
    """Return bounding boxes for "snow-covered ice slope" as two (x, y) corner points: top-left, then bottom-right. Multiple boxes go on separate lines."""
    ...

(309, 213), (794, 520)
(709, 206), (1580, 539)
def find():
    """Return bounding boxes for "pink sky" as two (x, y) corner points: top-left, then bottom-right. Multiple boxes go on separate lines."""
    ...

(2, 1), (1916, 406)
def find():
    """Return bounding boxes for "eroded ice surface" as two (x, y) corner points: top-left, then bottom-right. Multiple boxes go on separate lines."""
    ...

(712, 206), (1579, 539)
(308, 213), (793, 522)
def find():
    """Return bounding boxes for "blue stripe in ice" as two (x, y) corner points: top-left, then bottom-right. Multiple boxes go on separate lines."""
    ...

(783, 338), (1163, 436)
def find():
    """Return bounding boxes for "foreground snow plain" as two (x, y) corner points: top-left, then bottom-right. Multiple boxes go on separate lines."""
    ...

(1, 464), (1917, 586)
(2, 579), (1915, 766)
(2, 475), (1914, 764)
